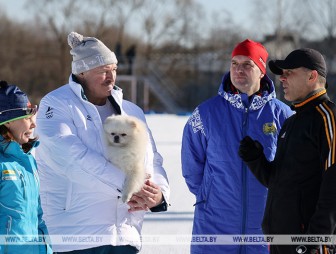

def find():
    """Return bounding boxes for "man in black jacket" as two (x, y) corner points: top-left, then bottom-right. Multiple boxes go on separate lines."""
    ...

(239, 48), (336, 254)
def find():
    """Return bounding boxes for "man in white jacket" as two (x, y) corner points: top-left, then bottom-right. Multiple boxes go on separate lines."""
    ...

(35, 31), (170, 254)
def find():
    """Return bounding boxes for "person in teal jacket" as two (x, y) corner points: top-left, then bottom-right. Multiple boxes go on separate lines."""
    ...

(0, 80), (52, 254)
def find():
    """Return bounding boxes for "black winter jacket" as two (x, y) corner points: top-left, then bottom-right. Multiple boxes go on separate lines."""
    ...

(245, 90), (336, 237)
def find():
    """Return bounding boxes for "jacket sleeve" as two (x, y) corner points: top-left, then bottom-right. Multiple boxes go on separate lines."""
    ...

(35, 95), (125, 197)
(307, 104), (336, 234)
(148, 127), (170, 212)
(245, 101), (292, 187)
(181, 108), (207, 196)
(307, 164), (336, 234)
(244, 153), (273, 188)
(37, 197), (53, 254)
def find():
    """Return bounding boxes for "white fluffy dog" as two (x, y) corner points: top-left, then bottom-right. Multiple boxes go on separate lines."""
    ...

(103, 115), (148, 203)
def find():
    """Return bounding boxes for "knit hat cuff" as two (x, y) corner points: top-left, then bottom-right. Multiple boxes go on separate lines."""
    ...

(71, 53), (118, 74)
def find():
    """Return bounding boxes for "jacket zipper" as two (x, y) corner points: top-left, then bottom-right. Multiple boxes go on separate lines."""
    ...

(241, 107), (249, 254)
(5, 216), (12, 254)
(19, 171), (27, 200)
(39, 229), (48, 253)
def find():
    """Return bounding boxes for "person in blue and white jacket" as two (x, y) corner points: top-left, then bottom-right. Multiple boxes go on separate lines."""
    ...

(0, 81), (52, 254)
(34, 32), (170, 254)
(181, 39), (293, 254)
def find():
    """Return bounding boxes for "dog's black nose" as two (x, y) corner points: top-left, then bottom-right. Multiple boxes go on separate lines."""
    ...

(114, 135), (120, 143)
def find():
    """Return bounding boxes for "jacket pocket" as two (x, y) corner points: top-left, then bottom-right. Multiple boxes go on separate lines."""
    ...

(194, 175), (214, 210)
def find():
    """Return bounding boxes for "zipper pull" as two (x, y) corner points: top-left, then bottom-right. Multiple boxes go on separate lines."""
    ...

(19, 172), (26, 199)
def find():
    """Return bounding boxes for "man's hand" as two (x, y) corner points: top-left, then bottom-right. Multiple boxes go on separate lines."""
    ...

(127, 180), (163, 212)
(238, 136), (264, 162)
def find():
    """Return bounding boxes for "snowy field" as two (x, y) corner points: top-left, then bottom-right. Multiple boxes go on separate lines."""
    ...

(141, 114), (195, 254)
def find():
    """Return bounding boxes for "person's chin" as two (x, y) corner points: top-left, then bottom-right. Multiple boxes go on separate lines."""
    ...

(106, 84), (114, 90)
(233, 82), (248, 91)
(233, 78), (248, 85)
(104, 85), (113, 92)
(19, 138), (28, 145)
(284, 94), (291, 101)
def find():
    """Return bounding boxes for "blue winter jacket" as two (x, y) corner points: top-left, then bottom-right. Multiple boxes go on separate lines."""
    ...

(181, 73), (293, 254)
(0, 138), (52, 254)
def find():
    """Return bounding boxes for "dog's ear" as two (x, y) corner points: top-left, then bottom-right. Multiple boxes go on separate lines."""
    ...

(128, 119), (138, 128)
(104, 116), (112, 125)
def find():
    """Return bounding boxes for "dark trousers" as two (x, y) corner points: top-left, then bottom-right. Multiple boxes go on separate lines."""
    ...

(54, 245), (138, 254)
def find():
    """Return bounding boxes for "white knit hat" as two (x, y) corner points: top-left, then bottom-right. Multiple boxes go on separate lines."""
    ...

(68, 31), (118, 74)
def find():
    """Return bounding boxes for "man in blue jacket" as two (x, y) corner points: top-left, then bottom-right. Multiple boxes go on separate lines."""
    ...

(181, 39), (293, 254)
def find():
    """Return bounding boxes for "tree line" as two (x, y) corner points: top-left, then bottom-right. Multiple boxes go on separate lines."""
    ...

(0, 0), (335, 112)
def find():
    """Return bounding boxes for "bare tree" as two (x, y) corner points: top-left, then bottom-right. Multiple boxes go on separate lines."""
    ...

(25, 0), (86, 82)
(305, 0), (336, 40)
(138, 0), (203, 60)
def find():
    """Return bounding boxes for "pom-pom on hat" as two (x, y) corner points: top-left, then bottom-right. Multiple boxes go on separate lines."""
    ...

(0, 80), (37, 126)
(232, 39), (268, 74)
(68, 31), (118, 74)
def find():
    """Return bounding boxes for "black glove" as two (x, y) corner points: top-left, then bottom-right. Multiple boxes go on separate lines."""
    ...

(238, 136), (264, 162)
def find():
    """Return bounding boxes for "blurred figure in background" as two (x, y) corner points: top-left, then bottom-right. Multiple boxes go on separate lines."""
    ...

(125, 44), (136, 75)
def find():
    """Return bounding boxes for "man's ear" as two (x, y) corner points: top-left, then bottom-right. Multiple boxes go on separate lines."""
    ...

(309, 70), (318, 81)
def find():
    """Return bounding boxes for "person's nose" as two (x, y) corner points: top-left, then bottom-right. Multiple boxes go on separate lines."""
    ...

(106, 69), (116, 81)
(279, 74), (286, 82)
(235, 64), (244, 73)
(30, 119), (36, 128)
(106, 70), (113, 79)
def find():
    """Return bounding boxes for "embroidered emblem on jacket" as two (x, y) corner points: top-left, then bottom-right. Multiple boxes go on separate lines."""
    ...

(281, 132), (286, 138)
(188, 108), (205, 136)
(263, 122), (277, 135)
(45, 106), (53, 119)
(2, 169), (17, 180)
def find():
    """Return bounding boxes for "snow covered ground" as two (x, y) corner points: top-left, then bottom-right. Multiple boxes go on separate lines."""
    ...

(140, 114), (195, 254)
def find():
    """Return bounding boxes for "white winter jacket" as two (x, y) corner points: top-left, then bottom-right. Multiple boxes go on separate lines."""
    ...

(35, 75), (170, 252)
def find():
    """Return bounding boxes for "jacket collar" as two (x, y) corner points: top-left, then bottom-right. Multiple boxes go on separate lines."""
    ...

(291, 89), (328, 112)
(0, 136), (39, 157)
(218, 72), (276, 111)
(1, 138), (22, 157)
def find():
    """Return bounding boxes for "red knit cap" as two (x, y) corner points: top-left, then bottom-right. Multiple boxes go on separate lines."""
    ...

(231, 39), (268, 74)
